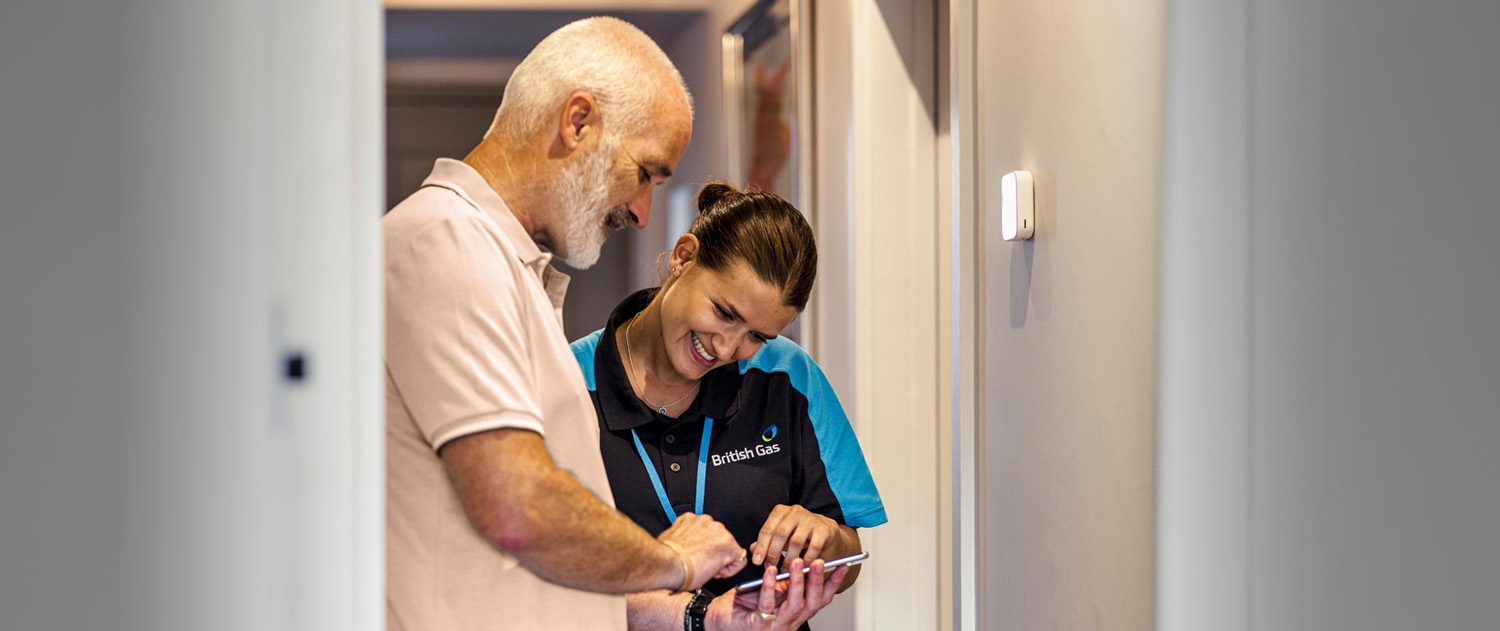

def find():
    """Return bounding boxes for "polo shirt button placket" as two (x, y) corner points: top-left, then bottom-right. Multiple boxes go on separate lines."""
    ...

(664, 434), (676, 444)
(669, 462), (682, 472)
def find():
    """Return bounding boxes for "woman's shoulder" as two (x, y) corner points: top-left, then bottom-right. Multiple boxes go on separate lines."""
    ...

(569, 329), (605, 390)
(569, 328), (604, 356)
(737, 337), (834, 400)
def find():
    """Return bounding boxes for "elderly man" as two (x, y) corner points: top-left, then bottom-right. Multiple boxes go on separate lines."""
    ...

(384, 18), (746, 631)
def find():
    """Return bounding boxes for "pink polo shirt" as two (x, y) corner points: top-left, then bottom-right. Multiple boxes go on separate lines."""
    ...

(383, 158), (625, 631)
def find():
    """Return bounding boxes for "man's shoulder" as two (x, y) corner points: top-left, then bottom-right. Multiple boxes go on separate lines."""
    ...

(383, 187), (515, 255)
(385, 186), (478, 234)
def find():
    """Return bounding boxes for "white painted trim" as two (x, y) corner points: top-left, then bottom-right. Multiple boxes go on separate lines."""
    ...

(938, 0), (979, 628)
(845, 0), (940, 630)
(349, 0), (386, 627)
(721, 32), (744, 187)
(790, 0), (817, 355)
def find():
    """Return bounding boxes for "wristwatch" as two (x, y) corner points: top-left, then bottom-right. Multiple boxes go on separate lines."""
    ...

(684, 588), (713, 631)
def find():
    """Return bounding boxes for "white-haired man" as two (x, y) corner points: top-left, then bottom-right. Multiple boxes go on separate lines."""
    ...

(384, 18), (746, 631)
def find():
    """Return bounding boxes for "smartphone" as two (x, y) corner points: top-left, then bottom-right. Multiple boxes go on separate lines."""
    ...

(733, 551), (870, 593)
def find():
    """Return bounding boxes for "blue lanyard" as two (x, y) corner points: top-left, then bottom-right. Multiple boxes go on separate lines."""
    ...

(629, 416), (714, 522)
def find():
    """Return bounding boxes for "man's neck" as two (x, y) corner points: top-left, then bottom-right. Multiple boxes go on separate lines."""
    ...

(463, 140), (539, 238)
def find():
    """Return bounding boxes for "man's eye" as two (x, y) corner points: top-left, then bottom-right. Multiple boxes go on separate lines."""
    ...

(715, 305), (733, 321)
(752, 333), (768, 344)
(638, 168), (650, 184)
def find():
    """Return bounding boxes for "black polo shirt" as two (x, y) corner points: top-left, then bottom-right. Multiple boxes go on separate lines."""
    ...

(571, 289), (886, 597)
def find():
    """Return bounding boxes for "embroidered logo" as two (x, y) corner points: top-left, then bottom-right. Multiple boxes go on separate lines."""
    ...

(712, 425), (783, 467)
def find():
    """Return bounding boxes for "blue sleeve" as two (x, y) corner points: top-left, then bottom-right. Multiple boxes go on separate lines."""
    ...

(569, 329), (604, 392)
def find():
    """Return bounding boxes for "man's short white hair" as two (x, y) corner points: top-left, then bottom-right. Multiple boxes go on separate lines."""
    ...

(488, 17), (692, 142)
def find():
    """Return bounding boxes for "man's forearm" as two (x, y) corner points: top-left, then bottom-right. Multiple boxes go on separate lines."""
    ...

(504, 462), (683, 593)
(626, 591), (692, 631)
(442, 429), (682, 594)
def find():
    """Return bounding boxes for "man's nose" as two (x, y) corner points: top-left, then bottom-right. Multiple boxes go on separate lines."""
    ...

(626, 185), (653, 228)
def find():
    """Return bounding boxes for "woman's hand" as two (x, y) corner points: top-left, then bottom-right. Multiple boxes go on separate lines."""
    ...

(750, 504), (842, 568)
(706, 558), (849, 631)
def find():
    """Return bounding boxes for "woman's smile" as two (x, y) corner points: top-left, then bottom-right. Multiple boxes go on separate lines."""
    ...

(688, 331), (717, 367)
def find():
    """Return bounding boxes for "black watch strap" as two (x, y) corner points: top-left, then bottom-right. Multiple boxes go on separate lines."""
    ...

(684, 588), (713, 631)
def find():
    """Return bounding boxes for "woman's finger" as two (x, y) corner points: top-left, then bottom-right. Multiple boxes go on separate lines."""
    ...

(754, 505), (792, 566)
(802, 522), (831, 562)
(784, 513), (819, 562)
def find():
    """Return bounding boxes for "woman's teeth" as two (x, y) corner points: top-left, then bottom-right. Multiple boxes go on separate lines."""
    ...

(690, 332), (716, 363)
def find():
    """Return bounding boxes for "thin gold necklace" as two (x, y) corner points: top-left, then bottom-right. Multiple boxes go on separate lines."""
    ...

(625, 314), (700, 415)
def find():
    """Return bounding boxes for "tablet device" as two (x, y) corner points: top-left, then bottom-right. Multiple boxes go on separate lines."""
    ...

(733, 551), (869, 593)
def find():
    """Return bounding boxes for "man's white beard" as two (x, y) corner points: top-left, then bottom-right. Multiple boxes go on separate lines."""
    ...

(556, 135), (625, 269)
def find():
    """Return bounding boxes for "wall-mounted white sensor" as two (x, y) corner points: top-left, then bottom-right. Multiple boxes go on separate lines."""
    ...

(1000, 170), (1035, 241)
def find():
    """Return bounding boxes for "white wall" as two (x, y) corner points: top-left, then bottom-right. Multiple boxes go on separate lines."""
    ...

(972, 0), (1163, 629)
(1160, 1), (1500, 629)
(816, 0), (942, 630)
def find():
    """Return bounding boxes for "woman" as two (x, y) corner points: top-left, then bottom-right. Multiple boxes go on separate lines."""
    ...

(571, 183), (886, 631)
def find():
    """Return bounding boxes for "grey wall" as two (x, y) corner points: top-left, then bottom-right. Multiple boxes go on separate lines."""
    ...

(1160, 0), (1500, 629)
(3, 0), (384, 629)
(975, 0), (1163, 628)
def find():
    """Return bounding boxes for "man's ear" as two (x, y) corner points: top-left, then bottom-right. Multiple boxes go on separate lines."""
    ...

(557, 91), (598, 151)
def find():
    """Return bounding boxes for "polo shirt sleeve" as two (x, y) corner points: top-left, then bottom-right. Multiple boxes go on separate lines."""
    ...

(775, 343), (888, 530)
(385, 215), (546, 451)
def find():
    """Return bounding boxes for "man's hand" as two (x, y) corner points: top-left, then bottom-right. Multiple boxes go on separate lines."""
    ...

(657, 513), (748, 590)
(705, 559), (849, 631)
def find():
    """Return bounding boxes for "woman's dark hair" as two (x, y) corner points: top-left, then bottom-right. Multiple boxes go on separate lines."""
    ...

(687, 182), (817, 310)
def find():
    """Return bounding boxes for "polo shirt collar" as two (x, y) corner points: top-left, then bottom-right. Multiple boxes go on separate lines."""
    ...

(597, 289), (743, 432)
(420, 158), (570, 309)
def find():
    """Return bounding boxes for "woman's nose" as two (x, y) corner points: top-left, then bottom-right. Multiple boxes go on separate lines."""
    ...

(728, 336), (759, 362)
(712, 336), (739, 363)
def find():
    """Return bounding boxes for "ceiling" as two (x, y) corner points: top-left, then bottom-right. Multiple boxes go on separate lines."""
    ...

(386, 8), (703, 60)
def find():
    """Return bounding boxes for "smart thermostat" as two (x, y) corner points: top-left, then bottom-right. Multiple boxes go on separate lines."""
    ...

(1000, 170), (1034, 241)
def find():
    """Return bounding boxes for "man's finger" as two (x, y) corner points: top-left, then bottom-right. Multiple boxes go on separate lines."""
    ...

(804, 559), (826, 606)
(822, 565), (849, 602)
(782, 558), (806, 618)
(717, 547), (748, 578)
(756, 562), (778, 618)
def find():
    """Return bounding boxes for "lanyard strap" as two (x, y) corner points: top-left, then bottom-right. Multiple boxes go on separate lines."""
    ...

(630, 416), (714, 522)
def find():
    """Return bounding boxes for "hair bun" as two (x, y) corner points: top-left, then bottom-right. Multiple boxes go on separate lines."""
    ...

(695, 181), (740, 215)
